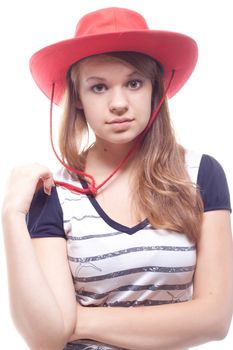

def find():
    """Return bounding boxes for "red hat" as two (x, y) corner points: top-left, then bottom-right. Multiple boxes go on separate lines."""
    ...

(30, 7), (198, 105)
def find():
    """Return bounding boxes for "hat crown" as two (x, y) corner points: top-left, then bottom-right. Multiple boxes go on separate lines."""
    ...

(75, 7), (149, 37)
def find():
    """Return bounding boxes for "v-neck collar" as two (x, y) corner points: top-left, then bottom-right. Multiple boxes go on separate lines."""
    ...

(80, 179), (149, 234)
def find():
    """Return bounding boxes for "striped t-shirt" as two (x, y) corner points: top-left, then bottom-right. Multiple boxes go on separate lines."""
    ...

(27, 151), (231, 349)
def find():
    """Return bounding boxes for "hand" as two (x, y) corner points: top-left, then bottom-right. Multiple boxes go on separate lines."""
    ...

(2, 163), (54, 216)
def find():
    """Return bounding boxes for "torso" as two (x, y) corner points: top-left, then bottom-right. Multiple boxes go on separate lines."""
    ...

(94, 176), (144, 228)
(54, 149), (201, 349)
(84, 148), (145, 228)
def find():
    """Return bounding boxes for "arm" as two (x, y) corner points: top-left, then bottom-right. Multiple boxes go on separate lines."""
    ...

(71, 210), (233, 349)
(2, 164), (77, 350)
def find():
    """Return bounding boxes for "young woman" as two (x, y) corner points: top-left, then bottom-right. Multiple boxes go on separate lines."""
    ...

(2, 7), (233, 350)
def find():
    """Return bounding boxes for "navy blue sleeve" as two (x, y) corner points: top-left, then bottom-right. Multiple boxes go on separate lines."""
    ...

(197, 154), (231, 212)
(26, 186), (66, 239)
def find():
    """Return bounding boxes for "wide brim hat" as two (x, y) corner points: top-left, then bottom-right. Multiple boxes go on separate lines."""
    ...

(30, 7), (198, 106)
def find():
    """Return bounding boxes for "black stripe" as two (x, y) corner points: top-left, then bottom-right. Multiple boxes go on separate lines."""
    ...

(68, 245), (196, 263)
(67, 231), (123, 241)
(74, 265), (195, 282)
(77, 281), (193, 300)
(64, 214), (100, 223)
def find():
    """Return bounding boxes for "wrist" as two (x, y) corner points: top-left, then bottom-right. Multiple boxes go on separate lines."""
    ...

(2, 208), (26, 229)
(76, 305), (94, 340)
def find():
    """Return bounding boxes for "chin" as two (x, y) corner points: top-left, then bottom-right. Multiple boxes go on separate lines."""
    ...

(110, 136), (137, 145)
(112, 130), (142, 144)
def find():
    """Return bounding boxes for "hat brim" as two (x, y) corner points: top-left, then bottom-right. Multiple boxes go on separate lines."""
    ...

(30, 30), (198, 105)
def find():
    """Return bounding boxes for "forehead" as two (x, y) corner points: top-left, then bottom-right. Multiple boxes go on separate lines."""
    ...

(78, 55), (138, 76)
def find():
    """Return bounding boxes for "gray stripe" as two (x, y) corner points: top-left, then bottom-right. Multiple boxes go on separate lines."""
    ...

(98, 299), (189, 307)
(64, 339), (121, 350)
(61, 196), (87, 205)
(67, 231), (123, 241)
(74, 265), (195, 282)
(77, 281), (193, 300)
(68, 245), (196, 263)
(64, 215), (100, 223)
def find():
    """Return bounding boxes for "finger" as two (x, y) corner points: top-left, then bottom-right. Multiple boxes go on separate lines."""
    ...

(35, 178), (44, 193)
(42, 176), (55, 195)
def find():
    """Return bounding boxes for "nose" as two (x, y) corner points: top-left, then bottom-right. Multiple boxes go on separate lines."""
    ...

(109, 88), (129, 115)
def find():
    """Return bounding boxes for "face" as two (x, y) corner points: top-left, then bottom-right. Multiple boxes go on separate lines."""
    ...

(76, 55), (153, 147)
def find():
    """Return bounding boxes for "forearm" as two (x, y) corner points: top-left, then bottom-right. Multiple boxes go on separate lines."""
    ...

(78, 299), (226, 350)
(2, 212), (68, 350)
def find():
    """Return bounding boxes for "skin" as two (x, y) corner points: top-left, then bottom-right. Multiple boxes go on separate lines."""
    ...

(2, 56), (233, 350)
(77, 55), (153, 157)
(76, 56), (154, 226)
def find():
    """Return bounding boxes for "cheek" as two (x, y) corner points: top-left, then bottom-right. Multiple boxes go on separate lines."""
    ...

(81, 94), (104, 114)
(139, 93), (152, 120)
(80, 100), (96, 122)
(82, 105), (103, 133)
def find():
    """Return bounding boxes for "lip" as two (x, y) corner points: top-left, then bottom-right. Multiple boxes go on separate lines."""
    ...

(106, 117), (134, 124)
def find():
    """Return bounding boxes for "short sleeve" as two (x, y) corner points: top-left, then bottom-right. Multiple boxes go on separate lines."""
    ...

(197, 154), (231, 212)
(26, 186), (66, 239)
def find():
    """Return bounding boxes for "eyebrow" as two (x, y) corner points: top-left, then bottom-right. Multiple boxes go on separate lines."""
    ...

(86, 70), (143, 82)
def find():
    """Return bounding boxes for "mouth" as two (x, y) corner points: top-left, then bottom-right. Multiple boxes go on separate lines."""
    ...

(106, 118), (134, 125)
(105, 118), (134, 132)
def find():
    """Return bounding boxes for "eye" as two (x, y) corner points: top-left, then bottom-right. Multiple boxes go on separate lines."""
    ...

(128, 79), (143, 90)
(91, 84), (107, 93)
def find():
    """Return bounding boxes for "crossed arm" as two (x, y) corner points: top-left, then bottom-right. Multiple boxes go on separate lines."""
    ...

(2, 165), (233, 350)
(69, 210), (233, 350)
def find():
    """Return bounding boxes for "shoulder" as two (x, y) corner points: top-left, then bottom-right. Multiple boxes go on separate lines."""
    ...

(198, 153), (226, 177)
(54, 166), (75, 182)
(197, 154), (231, 212)
(26, 167), (71, 239)
(185, 150), (231, 212)
(185, 150), (231, 213)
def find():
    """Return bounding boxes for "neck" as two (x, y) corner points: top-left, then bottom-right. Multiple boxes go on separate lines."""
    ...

(85, 139), (138, 180)
(95, 139), (137, 165)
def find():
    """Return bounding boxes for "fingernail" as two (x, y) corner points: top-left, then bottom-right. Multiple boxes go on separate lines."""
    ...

(44, 187), (51, 196)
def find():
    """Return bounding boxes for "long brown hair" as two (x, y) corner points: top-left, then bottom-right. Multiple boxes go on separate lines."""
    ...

(59, 52), (203, 242)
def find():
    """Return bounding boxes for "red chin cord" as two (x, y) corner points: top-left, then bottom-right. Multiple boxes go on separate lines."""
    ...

(50, 70), (175, 195)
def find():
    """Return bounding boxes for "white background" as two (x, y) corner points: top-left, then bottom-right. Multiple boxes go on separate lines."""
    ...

(0, 0), (233, 348)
